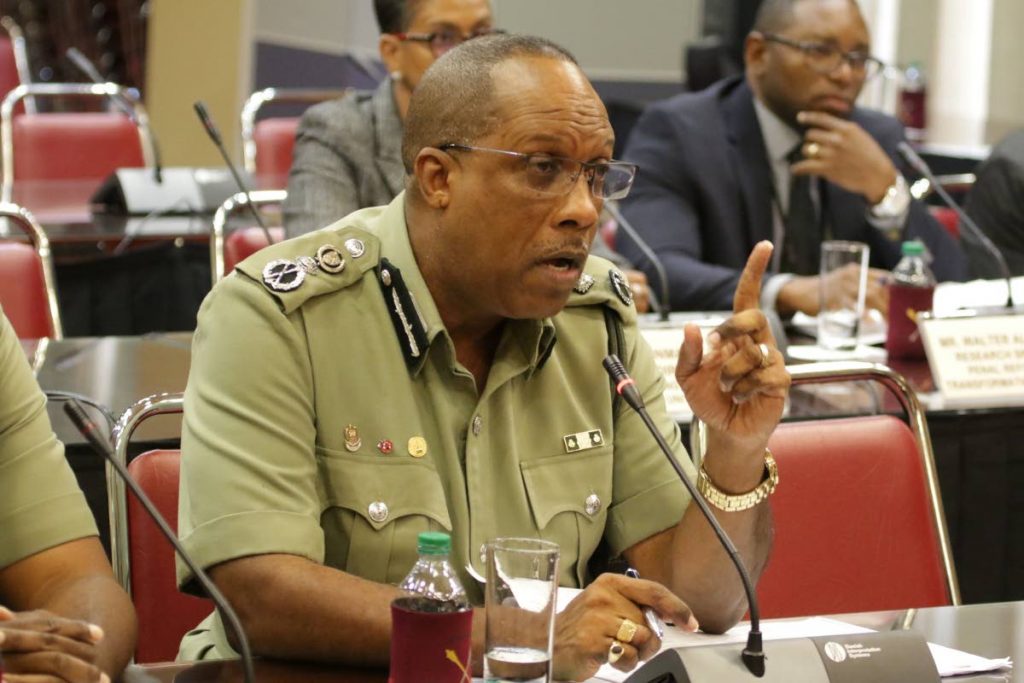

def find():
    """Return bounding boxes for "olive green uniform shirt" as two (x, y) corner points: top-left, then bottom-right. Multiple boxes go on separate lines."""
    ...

(177, 195), (693, 660)
(0, 308), (98, 571)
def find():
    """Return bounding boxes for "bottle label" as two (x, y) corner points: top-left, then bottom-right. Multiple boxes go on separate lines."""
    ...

(886, 284), (934, 359)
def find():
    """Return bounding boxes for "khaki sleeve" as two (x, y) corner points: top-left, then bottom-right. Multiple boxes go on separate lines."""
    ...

(177, 275), (324, 592)
(0, 310), (97, 570)
(604, 320), (693, 557)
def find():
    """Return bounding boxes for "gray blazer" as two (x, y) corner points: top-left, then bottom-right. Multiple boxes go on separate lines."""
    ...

(284, 80), (406, 237)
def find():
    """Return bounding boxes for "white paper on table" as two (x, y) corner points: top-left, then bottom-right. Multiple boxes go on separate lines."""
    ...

(934, 275), (1024, 316)
(548, 588), (1013, 683)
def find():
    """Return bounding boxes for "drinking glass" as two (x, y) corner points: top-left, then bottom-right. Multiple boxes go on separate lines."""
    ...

(818, 240), (870, 350)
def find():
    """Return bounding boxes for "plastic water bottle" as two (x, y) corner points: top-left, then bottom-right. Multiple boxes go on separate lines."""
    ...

(886, 241), (935, 360)
(899, 62), (927, 142)
(390, 532), (473, 683)
(399, 531), (471, 612)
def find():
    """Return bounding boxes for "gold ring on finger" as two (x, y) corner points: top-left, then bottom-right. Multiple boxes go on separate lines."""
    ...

(805, 141), (821, 159)
(615, 618), (639, 644)
(608, 639), (626, 664)
(758, 342), (772, 369)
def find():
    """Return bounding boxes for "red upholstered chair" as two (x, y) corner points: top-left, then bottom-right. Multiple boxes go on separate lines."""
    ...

(691, 361), (959, 619)
(0, 17), (33, 114)
(210, 189), (287, 283)
(910, 172), (976, 241)
(1, 83), (155, 202)
(930, 206), (960, 240)
(111, 393), (212, 664)
(0, 202), (62, 338)
(240, 87), (348, 184)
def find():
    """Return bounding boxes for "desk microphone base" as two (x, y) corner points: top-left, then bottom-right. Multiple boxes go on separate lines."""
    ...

(624, 631), (938, 682)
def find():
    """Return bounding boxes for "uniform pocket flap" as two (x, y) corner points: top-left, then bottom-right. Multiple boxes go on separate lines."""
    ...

(520, 449), (612, 530)
(318, 450), (452, 531)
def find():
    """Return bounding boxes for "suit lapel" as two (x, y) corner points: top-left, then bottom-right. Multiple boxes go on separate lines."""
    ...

(721, 80), (774, 246)
(371, 81), (408, 197)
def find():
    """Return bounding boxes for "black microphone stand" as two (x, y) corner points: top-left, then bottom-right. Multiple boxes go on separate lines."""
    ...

(63, 400), (257, 683)
(603, 355), (766, 677)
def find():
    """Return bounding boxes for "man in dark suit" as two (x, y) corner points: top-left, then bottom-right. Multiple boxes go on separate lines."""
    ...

(619, 0), (967, 314)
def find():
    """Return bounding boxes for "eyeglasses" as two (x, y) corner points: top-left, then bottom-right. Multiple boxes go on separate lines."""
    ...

(393, 27), (505, 57)
(760, 32), (884, 80)
(439, 144), (638, 200)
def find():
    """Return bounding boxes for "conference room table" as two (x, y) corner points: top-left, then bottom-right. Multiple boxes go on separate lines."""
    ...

(120, 600), (1021, 682)
(6, 176), (285, 336)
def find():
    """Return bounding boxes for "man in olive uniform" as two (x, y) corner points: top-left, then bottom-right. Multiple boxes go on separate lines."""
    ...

(178, 34), (788, 681)
(0, 308), (137, 682)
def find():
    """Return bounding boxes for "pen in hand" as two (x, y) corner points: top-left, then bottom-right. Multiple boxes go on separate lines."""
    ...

(625, 567), (665, 639)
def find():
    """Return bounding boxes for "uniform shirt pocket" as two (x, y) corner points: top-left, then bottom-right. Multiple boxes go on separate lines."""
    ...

(520, 448), (613, 587)
(317, 447), (453, 585)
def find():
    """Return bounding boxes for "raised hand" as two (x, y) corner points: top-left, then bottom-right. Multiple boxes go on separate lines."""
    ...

(675, 241), (790, 451)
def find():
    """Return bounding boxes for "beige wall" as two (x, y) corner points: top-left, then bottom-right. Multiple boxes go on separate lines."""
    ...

(145, 0), (253, 166)
(986, 0), (1024, 143)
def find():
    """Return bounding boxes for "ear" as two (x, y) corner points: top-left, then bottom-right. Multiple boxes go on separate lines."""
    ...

(412, 148), (455, 210)
(744, 32), (768, 75)
(379, 34), (402, 74)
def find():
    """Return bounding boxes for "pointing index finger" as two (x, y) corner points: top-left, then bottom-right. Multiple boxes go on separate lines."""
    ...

(734, 241), (773, 313)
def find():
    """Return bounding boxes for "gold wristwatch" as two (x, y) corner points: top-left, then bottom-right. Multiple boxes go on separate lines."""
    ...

(697, 450), (779, 512)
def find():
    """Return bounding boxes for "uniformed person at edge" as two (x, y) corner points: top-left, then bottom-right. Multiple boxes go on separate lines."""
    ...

(177, 34), (789, 681)
(0, 307), (137, 683)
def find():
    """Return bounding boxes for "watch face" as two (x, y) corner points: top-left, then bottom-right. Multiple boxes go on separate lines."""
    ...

(872, 174), (911, 219)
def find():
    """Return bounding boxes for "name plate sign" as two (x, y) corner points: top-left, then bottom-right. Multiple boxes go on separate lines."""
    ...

(639, 327), (692, 422)
(919, 313), (1024, 407)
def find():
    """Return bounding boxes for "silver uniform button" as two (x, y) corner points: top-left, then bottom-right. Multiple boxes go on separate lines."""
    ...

(368, 501), (389, 523)
(584, 493), (602, 516)
(471, 415), (483, 436)
(344, 238), (366, 258)
(381, 269), (392, 286)
(480, 543), (488, 565)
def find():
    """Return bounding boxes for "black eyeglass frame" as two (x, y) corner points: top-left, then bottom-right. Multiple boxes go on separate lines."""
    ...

(438, 143), (639, 201)
(393, 28), (506, 56)
(758, 31), (885, 80)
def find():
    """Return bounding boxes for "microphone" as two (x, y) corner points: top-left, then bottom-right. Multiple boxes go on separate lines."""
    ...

(67, 47), (164, 184)
(897, 142), (1015, 310)
(602, 354), (765, 677)
(62, 400), (256, 683)
(193, 100), (275, 246)
(605, 201), (671, 321)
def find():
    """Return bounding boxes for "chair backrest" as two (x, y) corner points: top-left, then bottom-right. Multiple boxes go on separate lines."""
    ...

(225, 226), (286, 275)
(691, 361), (959, 619)
(210, 189), (287, 283)
(252, 117), (300, 181)
(126, 449), (213, 663)
(0, 202), (61, 338)
(110, 393), (211, 663)
(1, 83), (155, 202)
(929, 206), (960, 240)
(910, 173), (975, 240)
(240, 87), (348, 177)
(759, 414), (950, 617)
(0, 17), (34, 114)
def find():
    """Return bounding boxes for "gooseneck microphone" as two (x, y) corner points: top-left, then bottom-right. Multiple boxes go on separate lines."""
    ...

(62, 400), (256, 683)
(67, 47), (164, 184)
(193, 100), (275, 246)
(602, 355), (766, 677)
(897, 142), (1015, 310)
(605, 201), (671, 321)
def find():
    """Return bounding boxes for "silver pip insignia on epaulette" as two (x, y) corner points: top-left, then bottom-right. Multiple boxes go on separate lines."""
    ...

(574, 273), (595, 294)
(609, 269), (634, 306)
(263, 259), (305, 291)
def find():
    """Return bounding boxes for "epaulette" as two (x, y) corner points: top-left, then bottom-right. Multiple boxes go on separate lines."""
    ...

(564, 254), (638, 326)
(234, 211), (384, 314)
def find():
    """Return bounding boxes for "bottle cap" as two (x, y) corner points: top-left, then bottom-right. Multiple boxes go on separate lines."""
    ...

(417, 531), (451, 555)
(901, 240), (925, 256)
